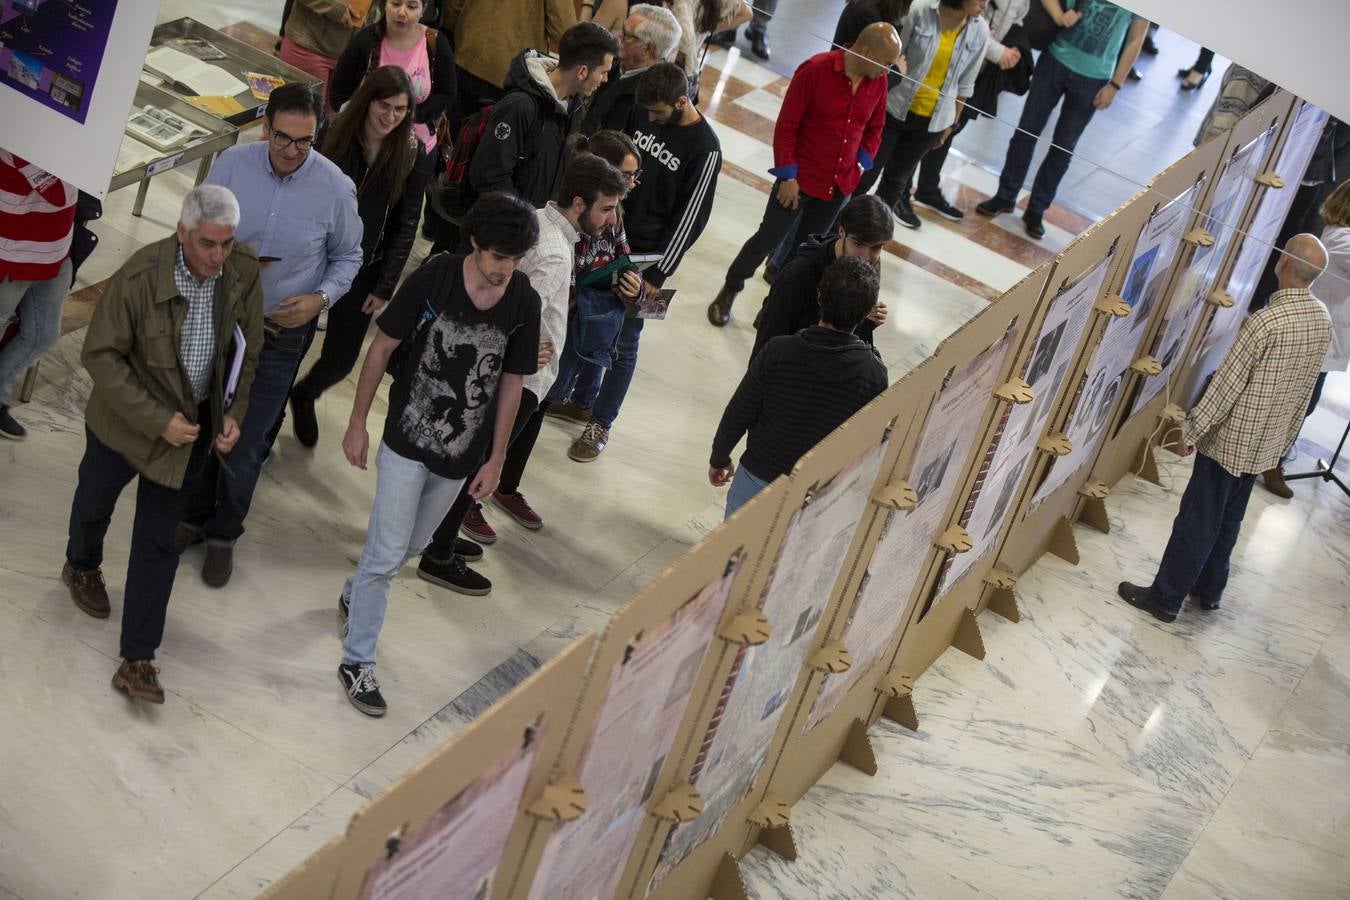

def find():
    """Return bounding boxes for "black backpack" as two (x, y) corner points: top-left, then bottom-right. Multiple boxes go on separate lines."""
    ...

(429, 93), (541, 222)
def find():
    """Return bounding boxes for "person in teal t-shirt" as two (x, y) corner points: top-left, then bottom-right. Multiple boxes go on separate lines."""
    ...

(975, 0), (1147, 238)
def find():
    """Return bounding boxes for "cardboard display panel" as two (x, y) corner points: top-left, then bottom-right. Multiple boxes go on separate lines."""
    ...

(1090, 136), (1231, 489)
(506, 478), (785, 900)
(259, 836), (343, 900)
(880, 265), (1050, 687)
(330, 636), (595, 900)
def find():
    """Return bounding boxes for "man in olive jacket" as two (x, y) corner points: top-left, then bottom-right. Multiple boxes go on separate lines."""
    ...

(62, 185), (263, 704)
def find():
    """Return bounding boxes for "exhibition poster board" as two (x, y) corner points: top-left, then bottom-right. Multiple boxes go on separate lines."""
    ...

(1027, 189), (1198, 510)
(934, 250), (1107, 597)
(804, 329), (1016, 731)
(644, 435), (890, 892)
(0, 0), (158, 197)
(522, 559), (740, 900)
(1131, 131), (1269, 415)
(331, 637), (595, 900)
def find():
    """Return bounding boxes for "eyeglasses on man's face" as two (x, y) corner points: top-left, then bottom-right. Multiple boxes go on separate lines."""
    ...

(269, 128), (315, 152)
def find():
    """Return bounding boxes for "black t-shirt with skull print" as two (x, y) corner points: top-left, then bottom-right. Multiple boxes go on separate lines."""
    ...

(377, 253), (541, 480)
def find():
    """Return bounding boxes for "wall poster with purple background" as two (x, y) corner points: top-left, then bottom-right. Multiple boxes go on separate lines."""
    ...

(0, 0), (116, 125)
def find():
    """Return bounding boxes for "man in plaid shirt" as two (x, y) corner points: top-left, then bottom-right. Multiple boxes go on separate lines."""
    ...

(1119, 234), (1332, 623)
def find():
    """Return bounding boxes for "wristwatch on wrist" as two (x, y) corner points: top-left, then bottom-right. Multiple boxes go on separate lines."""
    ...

(317, 289), (330, 312)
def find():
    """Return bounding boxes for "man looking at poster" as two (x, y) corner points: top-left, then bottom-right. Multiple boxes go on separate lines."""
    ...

(710, 255), (889, 517)
(62, 185), (263, 703)
(1118, 234), (1331, 622)
(179, 84), (363, 588)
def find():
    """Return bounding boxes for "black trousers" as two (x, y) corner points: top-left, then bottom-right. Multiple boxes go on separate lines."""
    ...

(66, 407), (212, 660)
(857, 112), (942, 207)
(422, 388), (539, 560)
(916, 104), (977, 197)
(725, 180), (845, 291)
(294, 265), (381, 400)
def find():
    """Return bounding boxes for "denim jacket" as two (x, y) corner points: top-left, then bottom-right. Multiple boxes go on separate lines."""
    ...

(887, 0), (990, 131)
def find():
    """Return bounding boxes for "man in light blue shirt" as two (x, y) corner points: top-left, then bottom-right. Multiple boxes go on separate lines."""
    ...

(179, 84), (362, 587)
(976, 0), (1147, 239)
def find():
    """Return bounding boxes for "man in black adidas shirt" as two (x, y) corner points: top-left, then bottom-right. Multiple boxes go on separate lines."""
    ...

(567, 62), (723, 463)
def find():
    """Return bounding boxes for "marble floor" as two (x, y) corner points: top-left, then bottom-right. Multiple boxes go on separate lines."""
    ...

(1, 3), (1347, 899)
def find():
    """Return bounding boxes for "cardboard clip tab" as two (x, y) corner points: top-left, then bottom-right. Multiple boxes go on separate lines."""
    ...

(935, 525), (973, 554)
(982, 565), (1018, 591)
(1130, 355), (1163, 376)
(1163, 403), (1187, 424)
(871, 478), (918, 510)
(1095, 293), (1131, 317)
(1182, 228), (1215, 247)
(1254, 170), (1285, 188)
(1206, 288), (1235, 308)
(525, 775), (588, 822)
(807, 640), (853, 674)
(749, 797), (798, 860)
(1037, 432), (1073, 456)
(1078, 480), (1109, 500)
(995, 377), (1035, 404)
(877, 671), (914, 699)
(879, 673), (919, 730)
(648, 783), (704, 823)
(717, 610), (771, 646)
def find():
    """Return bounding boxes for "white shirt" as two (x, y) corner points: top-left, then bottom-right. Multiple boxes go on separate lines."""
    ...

(521, 202), (578, 399)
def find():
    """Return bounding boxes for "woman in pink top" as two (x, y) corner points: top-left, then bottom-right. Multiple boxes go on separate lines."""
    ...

(330, 0), (456, 156)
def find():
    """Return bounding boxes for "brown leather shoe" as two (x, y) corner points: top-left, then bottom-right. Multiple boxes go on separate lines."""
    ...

(1262, 466), (1294, 499)
(544, 399), (592, 425)
(707, 285), (738, 327)
(568, 420), (610, 463)
(62, 561), (110, 618)
(174, 521), (205, 554)
(112, 659), (165, 704)
(202, 542), (233, 588)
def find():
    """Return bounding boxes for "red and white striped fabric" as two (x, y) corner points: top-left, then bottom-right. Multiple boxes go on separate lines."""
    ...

(0, 150), (77, 283)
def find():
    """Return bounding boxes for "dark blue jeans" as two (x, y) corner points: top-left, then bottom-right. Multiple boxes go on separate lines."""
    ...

(67, 412), (212, 660)
(993, 51), (1106, 216)
(570, 316), (643, 429)
(1147, 453), (1257, 615)
(185, 323), (314, 542)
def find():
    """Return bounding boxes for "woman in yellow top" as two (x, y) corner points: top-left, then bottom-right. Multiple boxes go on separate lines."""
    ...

(853, 0), (989, 229)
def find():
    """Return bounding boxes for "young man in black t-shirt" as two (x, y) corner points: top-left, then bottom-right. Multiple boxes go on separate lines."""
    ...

(336, 193), (542, 717)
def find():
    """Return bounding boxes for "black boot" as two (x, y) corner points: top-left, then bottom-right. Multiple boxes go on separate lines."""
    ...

(707, 285), (738, 327)
(747, 25), (770, 61)
(290, 383), (320, 448)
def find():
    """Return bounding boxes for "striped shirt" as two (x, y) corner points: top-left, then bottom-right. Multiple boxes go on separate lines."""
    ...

(0, 151), (76, 282)
(1184, 288), (1332, 476)
(172, 246), (219, 402)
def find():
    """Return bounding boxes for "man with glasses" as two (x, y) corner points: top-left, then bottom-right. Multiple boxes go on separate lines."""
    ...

(581, 3), (682, 136)
(178, 84), (362, 588)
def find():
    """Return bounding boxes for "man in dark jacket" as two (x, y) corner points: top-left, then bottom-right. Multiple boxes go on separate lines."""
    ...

(469, 22), (619, 207)
(750, 194), (894, 359)
(710, 255), (889, 517)
(62, 185), (263, 704)
(580, 3), (681, 135)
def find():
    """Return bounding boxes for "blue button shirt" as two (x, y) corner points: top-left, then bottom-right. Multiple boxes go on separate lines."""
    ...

(204, 141), (363, 315)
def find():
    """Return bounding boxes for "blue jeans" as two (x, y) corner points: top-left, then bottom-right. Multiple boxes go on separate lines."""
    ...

(0, 259), (71, 400)
(572, 316), (644, 429)
(724, 466), (770, 519)
(1147, 453), (1257, 615)
(992, 51), (1106, 217)
(185, 322), (314, 542)
(343, 443), (465, 665)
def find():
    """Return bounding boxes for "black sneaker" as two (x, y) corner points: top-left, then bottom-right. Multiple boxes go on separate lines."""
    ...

(1023, 212), (1046, 240)
(290, 390), (319, 448)
(912, 190), (964, 221)
(454, 537), (483, 563)
(338, 663), (387, 717)
(1117, 582), (1177, 623)
(0, 405), (26, 441)
(975, 197), (1014, 216)
(892, 195), (921, 229)
(417, 554), (493, 596)
(337, 593), (350, 639)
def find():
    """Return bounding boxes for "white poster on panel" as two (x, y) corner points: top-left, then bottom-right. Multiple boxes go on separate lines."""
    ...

(0, 1), (158, 197)
(936, 255), (1108, 598)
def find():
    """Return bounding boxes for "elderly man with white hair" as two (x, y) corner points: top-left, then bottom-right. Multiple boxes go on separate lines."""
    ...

(1118, 233), (1333, 624)
(581, 2), (682, 135)
(61, 184), (263, 704)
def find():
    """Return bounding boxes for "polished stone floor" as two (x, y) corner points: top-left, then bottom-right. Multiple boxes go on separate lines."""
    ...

(0, 3), (1347, 899)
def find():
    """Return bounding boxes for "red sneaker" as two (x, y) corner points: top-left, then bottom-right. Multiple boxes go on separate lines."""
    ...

(492, 490), (543, 530)
(461, 502), (497, 544)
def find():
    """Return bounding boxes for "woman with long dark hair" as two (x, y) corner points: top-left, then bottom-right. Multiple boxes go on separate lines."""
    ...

(290, 65), (434, 448)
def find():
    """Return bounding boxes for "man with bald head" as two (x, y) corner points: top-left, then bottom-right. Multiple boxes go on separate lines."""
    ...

(708, 22), (900, 326)
(1118, 234), (1332, 623)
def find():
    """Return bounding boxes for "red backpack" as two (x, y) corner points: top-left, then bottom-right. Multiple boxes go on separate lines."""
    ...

(429, 103), (496, 222)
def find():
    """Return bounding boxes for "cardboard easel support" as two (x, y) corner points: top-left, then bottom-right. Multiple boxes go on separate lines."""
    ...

(951, 607), (985, 660)
(1077, 481), (1111, 534)
(1045, 515), (1080, 565)
(747, 796), (798, 861)
(709, 854), (750, 900)
(877, 672), (919, 731)
(837, 718), (878, 775)
(982, 566), (1020, 623)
